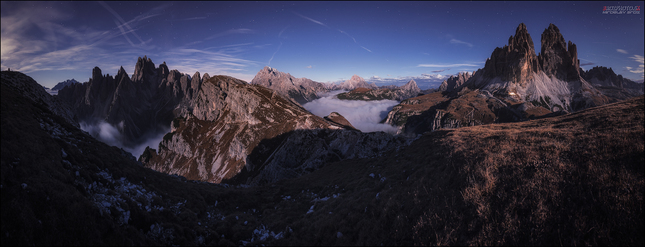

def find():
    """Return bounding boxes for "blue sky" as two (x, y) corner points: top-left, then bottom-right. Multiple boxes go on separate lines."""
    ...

(1, 1), (643, 89)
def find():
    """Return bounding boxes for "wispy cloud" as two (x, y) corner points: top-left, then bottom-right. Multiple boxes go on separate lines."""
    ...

(431, 69), (449, 73)
(360, 46), (372, 53)
(617, 49), (628, 54)
(580, 62), (595, 66)
(98, 1), (150, 47)
(627, 55), (644, 76)
(306, 65), (313, 69)
(417, 63), (479, 68)
(450, 38), (474, 48)
(338, 29), (372, 53)
(294, 12), (328, 28)
(268, 42), (282, 66)
(279, 26), (289, 38)
(630, 55), (644, 64)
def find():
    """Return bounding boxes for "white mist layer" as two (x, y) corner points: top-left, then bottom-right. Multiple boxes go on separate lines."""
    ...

(303, 90), (399, 134)
(80, 121), (168, 158)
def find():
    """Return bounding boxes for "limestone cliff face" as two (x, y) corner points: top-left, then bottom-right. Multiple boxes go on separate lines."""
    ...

(462, 23), (610, 112)
(538, 24), (581, 82)
(58, 56), (202, 148)
(482, 23), (540, 84)
(250, 66), (328, 104)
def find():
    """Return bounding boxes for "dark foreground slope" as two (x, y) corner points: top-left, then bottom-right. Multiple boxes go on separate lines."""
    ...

(2, 70), (643, 245)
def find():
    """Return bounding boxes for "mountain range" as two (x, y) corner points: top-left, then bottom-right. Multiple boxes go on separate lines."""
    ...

(336, 79), (421, 101)
(2, 68), (642, 245)
(385, 23), (644, 135)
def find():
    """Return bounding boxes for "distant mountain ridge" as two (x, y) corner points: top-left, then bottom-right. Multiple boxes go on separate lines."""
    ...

(250, 66), (329, 104)
(52, 78), (80, 90)
(336, 79), (421, 101)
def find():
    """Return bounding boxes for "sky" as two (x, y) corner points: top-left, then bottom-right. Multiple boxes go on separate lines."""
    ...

(1, 1), (644, 89)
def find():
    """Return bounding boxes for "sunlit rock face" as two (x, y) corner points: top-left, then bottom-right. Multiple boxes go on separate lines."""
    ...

(332, 74), (378, 91)
(250, 66), (328, 104)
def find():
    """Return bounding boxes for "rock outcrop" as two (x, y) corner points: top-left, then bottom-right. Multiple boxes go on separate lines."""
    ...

(324, 112), (358, 131)
(250, 66), (328, 104)
(438, 72), (473, 92)
(582, 66), (644, 99)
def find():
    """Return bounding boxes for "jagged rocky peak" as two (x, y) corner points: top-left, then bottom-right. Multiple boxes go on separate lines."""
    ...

(483, 23), (540, 83)
(51, 78), (80, 91)
(91, 66), (104, 82)
(538, 23), (581, 81)
(401, 79), (419, 91)
(439, 72), (473, 92)
(509, 23), (535, 55)
(132, 55), (158, 82)
(337, 74), (377, 90)
(250, 66), (327, 104)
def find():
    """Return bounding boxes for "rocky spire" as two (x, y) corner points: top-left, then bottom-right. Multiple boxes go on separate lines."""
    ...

(91, 67), (103, 83)
(538, 23), (581, 81)
(482, 23), (540, 83)
(132, 55), (157, 82)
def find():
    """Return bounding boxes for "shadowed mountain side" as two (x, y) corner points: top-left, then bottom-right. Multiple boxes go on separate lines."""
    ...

(385, 89), (553, 135)
(57, 56), (205, 148)
(222, 128), (408, 186)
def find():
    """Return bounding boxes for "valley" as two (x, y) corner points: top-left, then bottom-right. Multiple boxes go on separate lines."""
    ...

(2, 13), (643, 246)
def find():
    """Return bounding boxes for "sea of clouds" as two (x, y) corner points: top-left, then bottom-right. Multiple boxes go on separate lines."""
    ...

(303, 91), (399, 134)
